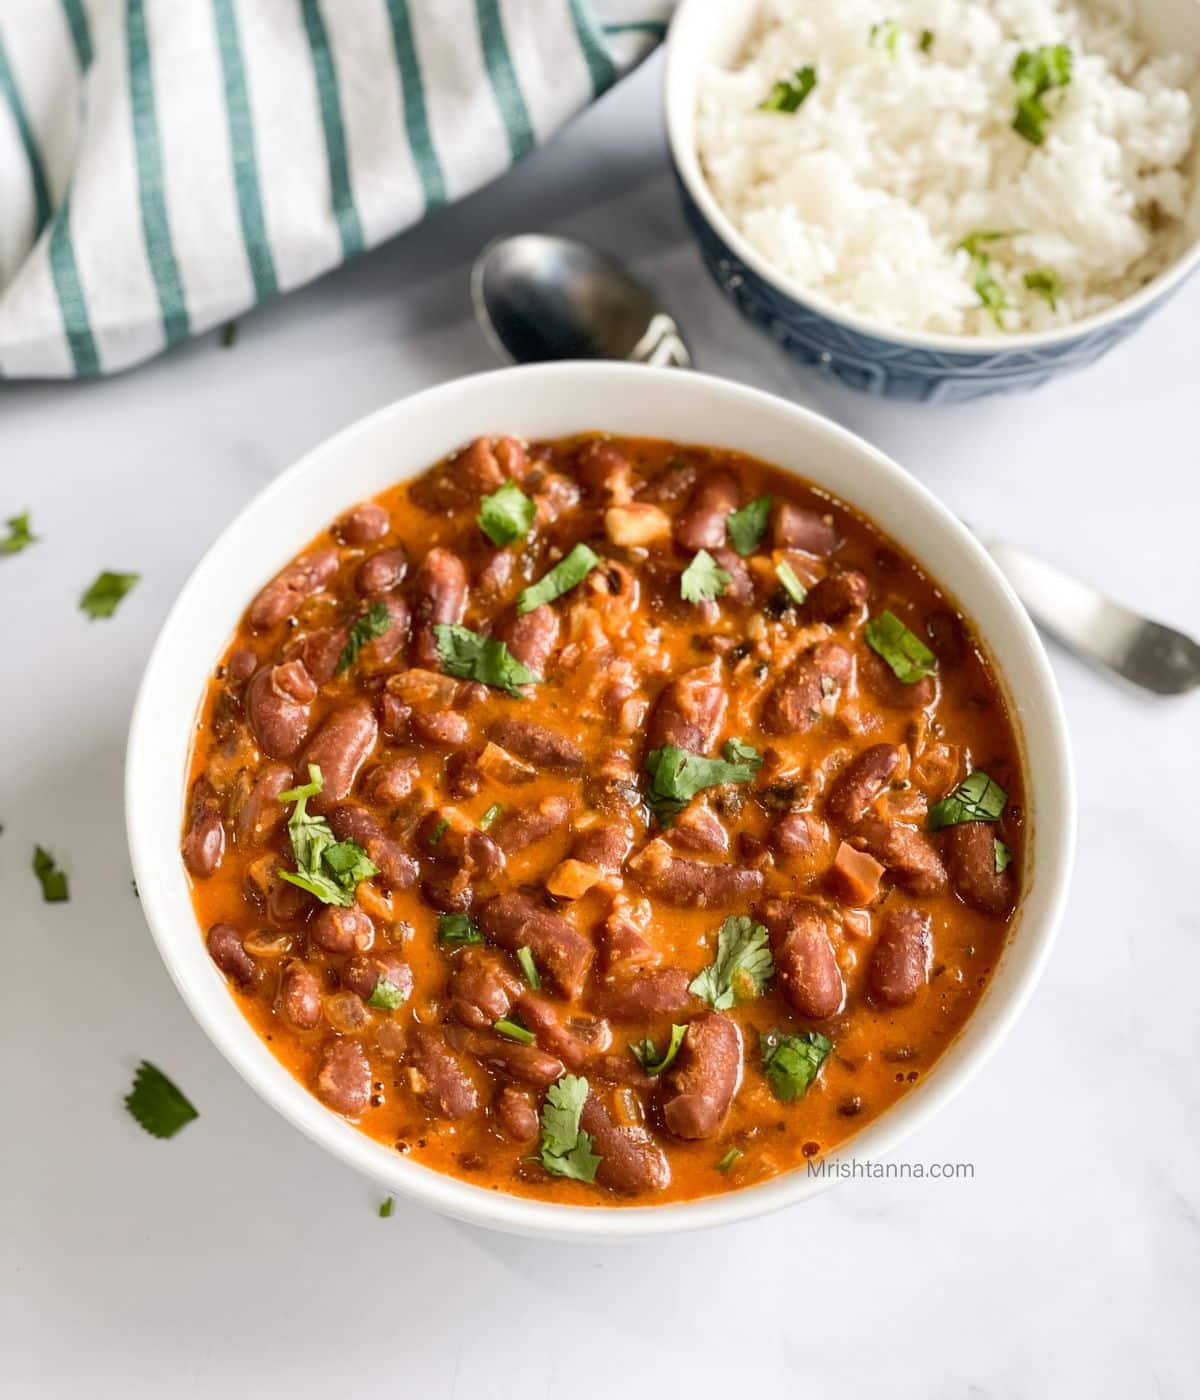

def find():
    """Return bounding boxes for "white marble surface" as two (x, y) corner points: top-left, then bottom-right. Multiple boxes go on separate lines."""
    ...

(4, 53), (1199, 1399)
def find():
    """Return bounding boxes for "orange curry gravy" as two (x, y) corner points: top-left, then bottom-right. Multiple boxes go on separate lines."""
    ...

(183, 434), (1024, 1206)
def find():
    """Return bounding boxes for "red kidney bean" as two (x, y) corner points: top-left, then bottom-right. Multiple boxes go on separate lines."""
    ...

(247, 548), (339, 631)
(926, 610), (968, 668)
(246, 660), (317, 758)
(361, 757), (419, 807)
(476, 548), (516, 605)
(226, 648), (259, 686)
(418, 810), (502, 876)
(772, 504), (842, 556)
(758, 899), (844, 1020)
(410, 547), (467, 668)
(479, 893), (594, 999)
(286, 626), (349, 685)
(580, 1094), (670, 1195)
(358, 595), (410, 671)
(281, 962), (322, 1029)
(514, 993), (608, 1072)
(854, 817), (948, 895)
(826, 744), (901, 828)
(502, 603), (559, 680)
(660, 1012), (742, 1140)
(571, 822), (633, 874)
(465, 1030), (564, 1089)
(315, 1038), (372, 1116)
(490, 794), (573, 856)
(807, 569), (870, 624)
(301, 701), (377, 811)
(668, 804), (729, 855)
(328, 804), (419, 889)
(870, 906), (932, 1006)
(410, 708), (470, 748)
(496, 1085), (540, 1143)
(334, 501), (390, 546)
(675, 471), (739, 551)
(647, 663), (728, 753)
(310, 905), (374, 954)
(533, 473), (581, 528)
(769, 808), (822, 858)
(182, 778), (225, 878)
(355, 546), (408, 598)
(408, 1026), (480, 1118)
(234, 763), (292, 849)
(944, 821), (1015, 914)
(627, 839), (763, 909)
(711, 547), (755, 603)
(206, 922), (256, 986)
(450, 949), (523, 1030)
(589, 968), (695, 1024)
(861, 648), (937, 710)
(343, 952), (413, 1004)
(762, 641), (854, 735)
(599, 897), (659, 973)
(637, 456), (697, 505)
(489, 718), (582, 773)
(576, 439), (633, 501)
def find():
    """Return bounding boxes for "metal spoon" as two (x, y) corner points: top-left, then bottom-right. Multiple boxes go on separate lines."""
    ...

(471, 233), (1198, 695)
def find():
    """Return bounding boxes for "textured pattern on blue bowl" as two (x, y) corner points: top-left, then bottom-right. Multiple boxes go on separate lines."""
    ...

(676, 175), (1187, 402)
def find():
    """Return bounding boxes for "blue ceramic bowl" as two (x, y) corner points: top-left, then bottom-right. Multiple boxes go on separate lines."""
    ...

(665, 0), (1200, 403)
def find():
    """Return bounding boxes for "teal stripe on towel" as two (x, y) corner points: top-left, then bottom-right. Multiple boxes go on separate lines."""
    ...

(61, 0), (94, 69)
(299, 0), (364, 258)
(601, 21), (668, 39)
(0, 34), (52, 231)
(127, 0), (191, 345)
(474, 0), (534, 162)
(383, 0), (445, 213)
(212, 0), (279, 299)
(49, 193), (101, 374)
(567, 0), (619, 99)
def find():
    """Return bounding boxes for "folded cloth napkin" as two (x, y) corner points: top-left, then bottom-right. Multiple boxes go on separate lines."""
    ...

(0, 0), (670, 379)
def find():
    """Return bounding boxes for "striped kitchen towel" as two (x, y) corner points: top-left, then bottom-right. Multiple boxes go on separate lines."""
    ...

(0, 0), (671, 379)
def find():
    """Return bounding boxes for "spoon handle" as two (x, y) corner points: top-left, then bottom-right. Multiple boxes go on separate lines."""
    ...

(979, 537), (1200, 696)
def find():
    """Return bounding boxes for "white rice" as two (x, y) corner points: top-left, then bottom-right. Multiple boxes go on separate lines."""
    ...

(696, 0), (1198, 335)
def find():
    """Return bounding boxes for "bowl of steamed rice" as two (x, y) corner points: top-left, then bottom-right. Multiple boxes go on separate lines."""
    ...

(666, 0), (1200, 400)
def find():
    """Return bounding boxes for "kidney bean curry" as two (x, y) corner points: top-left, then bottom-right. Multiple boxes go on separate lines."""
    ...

(184, 433), (1024, 1205)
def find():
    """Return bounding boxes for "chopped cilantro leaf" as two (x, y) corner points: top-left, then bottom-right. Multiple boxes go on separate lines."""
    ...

(495, 1018), (536, 1045)
(994, 838), (1013, 873)
(434, 623), (540, 696)
(1024, 267), (1061, 310)
(920, 28), (935, 52)
(680, 549), (730, 604)
(958, 230), (1014, 258)
(480, 803), (503, 831)
(630, 1023), (687, 1076)
(928, 771), (1008, 830)
(516, 543), (600, 615)
(277, 764), (378, 906)
(775, 560), (808, 604)
(726, 495), (772, 556)
(368, 976), (408, 1011)
(864, 610), (936, 684)
(1012, 45), (1072, 145)
(689, 916), (774, 1011)
(760, 65), (817, 113)
(80, 570), (139, 619)
(32, 845), (69, 902)
(538, 1074), (601, 1183)
(1, 511), (36, 555)
(379, 1196), (394, 1218)
(427, 817), (449, 847)
(336, 601), (392, 674)
(870, 19), (899, 53)
(716, 1146), (743, 1173)
(124, 1060), (199, 1139)
(438, 912), (482, 945)
(517, 946), (541, 990)
(760, 1029), (832, 1103)
(644, 740), (761, 823)
(478, 480), (536, 547)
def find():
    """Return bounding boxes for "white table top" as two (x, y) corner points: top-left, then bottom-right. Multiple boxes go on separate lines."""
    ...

(5, 54), (1198, 1399)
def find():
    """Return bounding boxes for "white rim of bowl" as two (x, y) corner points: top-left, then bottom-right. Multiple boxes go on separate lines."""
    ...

(664, 0), (1200, 356)
(126, 364), (1076, 1240)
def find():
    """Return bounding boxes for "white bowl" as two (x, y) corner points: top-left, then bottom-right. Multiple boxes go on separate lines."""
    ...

(126, 364), (1075, 1241)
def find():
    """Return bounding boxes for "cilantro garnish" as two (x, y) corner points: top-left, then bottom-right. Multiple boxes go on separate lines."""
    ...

(1012, 45), (1072, 145)
(1, 511), (36, 555)
(775, 560), (807, 604)
(726, 495), (772, 556)
(760, 1029), (832, 1103)
(644, 739), (762, 823)
(920, 28), (934, 52)
(379, 1196), (394, 1218)
(689, 916), (774, 1011)
(368, 976), (408, 1011)
(760, 66), (817, 113)
(716, 1146), (743, 1173)
(335, 600), (392, 674)
(495, 1018), (536, 1045)
(864, 610), (936, 684)
(870, 19), (899, 53)
(80, 570), (139, 619)
(32, 845), (69, 903)
(277, 764), (378, 907)
(516, 543), (601, 615)
(994, 838), (1013, 873)
(517, 946), (541, 990)
(478, 481), (535, 547)
(538, 1074), (602, 1183)
(928, 771), (1008, 830)
(630, 1023), (687, 1076)
(480, 803), (503, 831)
(680, 549), (730, 604)
(434, 623), (540, 697)
(438, 912), (482, 945)
(1024, 267), (1061, 310)
(124, 1060), (199, 1139)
